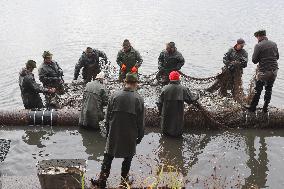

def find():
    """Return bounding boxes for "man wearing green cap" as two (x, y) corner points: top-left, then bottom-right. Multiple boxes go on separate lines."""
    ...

(91, 72), (144, 188)
(246, 30), (279, 112)
(19, 60), (56, 109)
(156, 42), (185, 85)
(38, 51), (64, 109)
(74, 47), (108, 83)
(116, 39), (143, 81)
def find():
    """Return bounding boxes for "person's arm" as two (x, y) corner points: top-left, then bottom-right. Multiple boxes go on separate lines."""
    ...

(223, 48), (232, 66)
(156, 90), (164, 115)
(74, 56), (84, 80)
(101, 88), (109, 107)
(252, 44), (260, 64)
(136, 97), (145, 144)
(104, 96), (113, 138)
(158, 52), (165, 71)
(184, 88), (199, 105)
(135, 50), (143, 68)
(276, 45), (279, 60)
(175, 52), (185, 70)
(240, 51), (248, 68)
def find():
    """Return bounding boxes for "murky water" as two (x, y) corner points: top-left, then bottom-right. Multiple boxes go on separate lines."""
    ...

(1, 0), (284, 188)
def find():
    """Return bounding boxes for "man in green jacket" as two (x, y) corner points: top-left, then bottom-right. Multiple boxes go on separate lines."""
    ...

(79, 72), (108, 130)
(156, 42), (185, 84)
(91, 73), (145, 188)
(246, 30), (279, 112)
(19, 60), (55, 109)
(157, 71), (198, 137)
(116, 39), (143, 81)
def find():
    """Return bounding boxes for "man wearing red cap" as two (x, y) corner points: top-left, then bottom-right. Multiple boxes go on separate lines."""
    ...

(157, 71), (198, 137)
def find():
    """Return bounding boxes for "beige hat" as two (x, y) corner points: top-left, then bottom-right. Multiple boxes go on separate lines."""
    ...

(96, 72), (105, 79)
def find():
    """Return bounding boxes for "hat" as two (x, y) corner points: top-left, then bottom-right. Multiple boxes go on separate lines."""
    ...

(169, 71), (180, 81)
(95, 72), (105, 79)
(167, 42), (176, 48)
(42, 51), (53, 58)
(254, 30), (266, 37)
(237, 38), (245, 45)
(125, 73), (138, 83)
(123, 39), (130, 46)
(26, 60), (37, 68)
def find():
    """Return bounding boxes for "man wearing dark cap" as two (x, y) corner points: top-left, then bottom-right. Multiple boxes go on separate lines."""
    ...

(246, 30), (279, 112)
(156, 42), (185, 85)
(74, 47), (108, 83)
(207, 38), (248, 101)
(91, 73), (144, 188)
(157, 71), (198, 137)
(116, 39), (143, 81)
(38, 51), (64, 109)
(19, 60), (55, 109)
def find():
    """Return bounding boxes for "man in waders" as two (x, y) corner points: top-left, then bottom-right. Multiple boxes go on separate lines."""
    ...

(116, 39), (143, 81)
(207, 38), (248, 101)
(19, 60), (55, 109)
(246, 30), (279, 112)
(38, 51), (64, 109)
(74, 47), (108, 83)
(91, 73), (145, 188)
(79, 72), (108, 130)
(157, 71), (198, 137)
(156, 42), (185, 85)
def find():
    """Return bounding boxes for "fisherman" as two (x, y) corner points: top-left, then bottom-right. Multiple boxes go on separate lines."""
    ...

(91, 73), (144, 188)
(207, 38), (248, 101)
(79, 72), (108, 130)
(74, 47), (108, 83)
(246, 30), (279, 112)
(156, 42), (185, 84)
(19, 60), (55, 109)
(38, 51), (64, 109)
(157, 71), (198, 137)
(116, 39), (143, 81)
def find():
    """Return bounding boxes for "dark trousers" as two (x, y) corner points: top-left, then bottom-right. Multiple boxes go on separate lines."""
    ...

(100, 153), (133, 181)
(250, 80), (274, 111)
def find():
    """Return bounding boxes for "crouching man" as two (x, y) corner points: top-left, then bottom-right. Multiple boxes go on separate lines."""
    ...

(91, 73), (145, 188)
(79, 72), (108, 130)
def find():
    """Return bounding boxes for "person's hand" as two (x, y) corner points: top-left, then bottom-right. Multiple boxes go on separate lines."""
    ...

(136, 138), (142, 144)
(48, 88), (56, 94)
(121, 64), (127, 72)
(131, 66), (137, 73)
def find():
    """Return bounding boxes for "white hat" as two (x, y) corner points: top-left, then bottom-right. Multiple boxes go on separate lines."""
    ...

(96, 72), (105, 79)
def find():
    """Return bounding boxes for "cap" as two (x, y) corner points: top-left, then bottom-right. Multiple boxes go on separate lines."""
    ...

(42, 51), (53, 58)
(237, 38), (245, 45)
(254, 30), (266, 37)
(26, 60), (37, 68)
(95, 72), (105, 79)
(169, 71), (180, 81)
(125, 72), (138, 83)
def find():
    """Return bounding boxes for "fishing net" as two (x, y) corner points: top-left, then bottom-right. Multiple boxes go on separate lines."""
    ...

(0, 139), (11, 162)
(58, 61), (259, 128)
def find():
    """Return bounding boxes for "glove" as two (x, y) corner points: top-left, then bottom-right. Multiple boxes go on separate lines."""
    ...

(131, 66), (138, 73)
(136, 138), (142, 144)
(47, 88), (56, 94)
(121, 64), (127, 72)
(227, 63), (235, 72)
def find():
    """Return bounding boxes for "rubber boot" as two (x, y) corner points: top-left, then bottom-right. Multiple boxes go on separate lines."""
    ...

(119, 157), (133, 188)
(263, 84), (273, 113)
(247, 80), (264, 112)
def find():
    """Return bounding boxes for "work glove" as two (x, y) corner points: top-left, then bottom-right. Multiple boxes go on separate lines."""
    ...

(227, 63), (235, 72)
(47, 88), (56, 94)
(131, 66), (138, 73)
(121, 64), (127, 72)
(136, 138), (142, 144)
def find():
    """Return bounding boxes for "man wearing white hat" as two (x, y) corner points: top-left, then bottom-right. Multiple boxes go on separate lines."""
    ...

(79, 71), (109, 130)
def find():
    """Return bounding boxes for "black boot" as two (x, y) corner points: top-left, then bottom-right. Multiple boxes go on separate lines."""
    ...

(119, 157), (133, 188)
(246, 80), (264, 112)
(263, 83), (273, 113)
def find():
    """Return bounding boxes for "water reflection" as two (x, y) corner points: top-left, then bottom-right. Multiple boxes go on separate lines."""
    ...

(22, 130), (54, 148)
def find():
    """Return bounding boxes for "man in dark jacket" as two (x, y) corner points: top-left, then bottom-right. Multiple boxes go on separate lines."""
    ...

(91, 73), (144, 188)
(246, 30), (279, 112)
(156, 42), (185, 84)
(79, 72), (108, 130)
(116, 39), (143, 81)
(19, 60), (55, 109)
(157, 71), (198, 137)
(38, 51), (64, 109)
(74, 47), (108, 83)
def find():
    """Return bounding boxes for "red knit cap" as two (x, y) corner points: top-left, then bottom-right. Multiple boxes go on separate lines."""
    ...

(169, 71), (180, 81)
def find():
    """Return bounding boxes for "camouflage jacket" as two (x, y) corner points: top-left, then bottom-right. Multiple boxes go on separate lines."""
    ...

(223, 47), (248, 68)
(116, 47), (143, 72)
(158, 49), (185, 72)
(252, 37), (279, 72)
(74, 49), (107, 80)
(38, 61), (63, 87)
